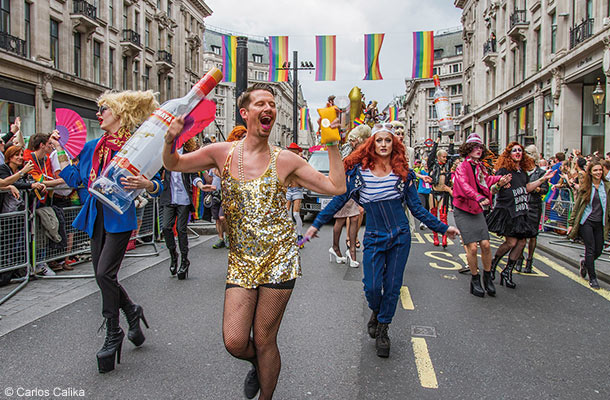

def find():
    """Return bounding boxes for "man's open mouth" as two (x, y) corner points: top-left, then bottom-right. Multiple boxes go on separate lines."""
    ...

(260, 115), (273, 130)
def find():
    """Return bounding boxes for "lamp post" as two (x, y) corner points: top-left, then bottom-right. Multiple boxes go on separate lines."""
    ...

(276, 51), (314, 144)
(543, 109), (559, 130)
(408, 117), (413, 147)
(592, 77), (610, 116)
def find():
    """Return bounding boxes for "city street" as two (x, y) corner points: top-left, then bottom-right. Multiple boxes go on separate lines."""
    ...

(1, 220), (609, 400)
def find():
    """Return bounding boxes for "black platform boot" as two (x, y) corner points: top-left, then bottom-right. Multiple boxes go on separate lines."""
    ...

(121, 303), (149, 347)
(483, 270), (496, 296)
(96, 318), (124, 373)
(500, 259), (517, 289)
(169, 248), (178, 276)
(490, 254), (502, 280)
(514, 257), (524, 272)
(177, 253), (190, 280)
(367, 311), (379, 338)
(375, 323), (391, 358)
(470, 273), (485, 297)
(522, 258), (534, 274)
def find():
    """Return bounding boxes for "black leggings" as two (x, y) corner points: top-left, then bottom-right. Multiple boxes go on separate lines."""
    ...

(579, 219), (604, 279)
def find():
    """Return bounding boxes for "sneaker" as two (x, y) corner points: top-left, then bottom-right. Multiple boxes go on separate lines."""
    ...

(36, 263), (56, 276)
(589, 278), (600, 290)
(212, 239), (226, 249)
(419, 223), (426, 230)
(244, 367), (260, 399)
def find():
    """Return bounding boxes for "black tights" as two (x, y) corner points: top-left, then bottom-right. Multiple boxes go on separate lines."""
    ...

(223, 284), (294, 400)
(494, 236), (527, 262)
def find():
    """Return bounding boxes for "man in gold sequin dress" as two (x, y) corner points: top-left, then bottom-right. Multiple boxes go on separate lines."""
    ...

(162, 83), (346, 400)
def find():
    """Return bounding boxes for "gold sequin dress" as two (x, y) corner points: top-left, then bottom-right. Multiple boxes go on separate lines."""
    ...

(221, 141), (301, 288)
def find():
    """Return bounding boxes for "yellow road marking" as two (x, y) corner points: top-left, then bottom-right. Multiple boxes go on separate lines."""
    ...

(455, 253), (549, 278)
(411, 337), (439, 389)
(534, 254), (610, 301)
(424, 233), (454, 245)
(412, 232), (425, 244)
(425, 251), (463, 270)
(400, 286), (415, 310)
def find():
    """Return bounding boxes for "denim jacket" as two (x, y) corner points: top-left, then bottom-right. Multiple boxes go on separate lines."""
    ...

(580, 181), (607, 225)
(312, 165), (449, 234)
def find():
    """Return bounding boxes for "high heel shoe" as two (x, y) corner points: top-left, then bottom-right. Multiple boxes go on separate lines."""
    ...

(96, 318), (124, 373)
(122, 303), (149, 347)
(470, 273), (485, 297)
(346, 252), (359, 268)
(499, 259), (517, 289)
(490, 254), (502, 280)
(483, 270), (496, 296)
(329, 247), (346, 264)
(522, 258), (534, 274)
(177, 255), (190, 280)
(169, 248), (178, 276)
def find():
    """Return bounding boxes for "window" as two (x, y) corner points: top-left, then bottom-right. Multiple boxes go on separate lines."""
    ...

(93, 41), (101, 84)
(109, 48), (115, 88)
(211, 45), (221, 55)
(122, 4), (127, 30)
(133, 60), (139, 89)
(512, 49), (517, 85)
(158, 73), (163, 98)
(158, 28), (162, 50)
(74, 33), (82, 77)
(166, 76), (172, 98)
(253, 54), (263, 63)
(134, 11), (139, 35)
(167, 0), (172, 16)
(122, 56), (128, 90)
(452, 102), (462, 116)
(551, 12), (557, 54)
(24, 1), (30, 57)
(167, 33), (172, 53)
(157, 0), (161, 9)
(0, 0), (9, 33)
(428, 104), (437, 119)
(586, 0), (593, 20)
(455, 45), (463, 55)
(216, 102), (225, 118)
(521, 41), (527, 81)
(434, 49), (443, 59)
(50, 19), (59, 68)
(144, 65), (150, 90)
(451, 84), (463, 96)
(108, 0), (113, 26)
(428, 126), (439, 138)
(432, 67), (440, 76)
(452, 63), (462, 73)
(145, 20), (150, 47)
(536, 29), (541, 71)
(427, 88), (435, 98)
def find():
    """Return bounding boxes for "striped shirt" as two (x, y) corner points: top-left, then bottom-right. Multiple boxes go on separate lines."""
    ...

(359, 168), (401, 204)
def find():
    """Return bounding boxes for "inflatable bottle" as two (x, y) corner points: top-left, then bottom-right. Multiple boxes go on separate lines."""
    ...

(433, 74), (455, 135)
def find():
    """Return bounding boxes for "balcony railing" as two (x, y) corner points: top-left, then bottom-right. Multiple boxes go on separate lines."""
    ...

(483, 38), (497, 56)
(157, 50), (173, 64)
(509, 10), (528, 30)
(122, 29), (141, 47)
(73, 0), (97, 20)
(0, 31), (27, 57)
(570, 19), (594, 49)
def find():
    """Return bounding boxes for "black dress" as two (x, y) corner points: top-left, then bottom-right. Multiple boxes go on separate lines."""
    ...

(525, 167), (549, 237)
(486, 168), (537, 238)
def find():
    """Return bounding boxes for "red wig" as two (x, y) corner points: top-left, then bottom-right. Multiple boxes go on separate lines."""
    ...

(344, 133), (410, 181)
(494, 141), (534, 172)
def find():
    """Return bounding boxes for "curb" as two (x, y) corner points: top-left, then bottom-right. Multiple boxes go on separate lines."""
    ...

(188, 223), (218, 236)
(536, 242), (610, 285)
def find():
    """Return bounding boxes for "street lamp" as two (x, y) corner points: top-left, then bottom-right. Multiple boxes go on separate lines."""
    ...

(543, 109), (559, 130)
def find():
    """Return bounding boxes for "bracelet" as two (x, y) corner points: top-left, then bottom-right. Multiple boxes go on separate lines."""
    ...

(494, 183), (501, 191)
(325, 141), (339, 147)
(57, 149), (66, 156)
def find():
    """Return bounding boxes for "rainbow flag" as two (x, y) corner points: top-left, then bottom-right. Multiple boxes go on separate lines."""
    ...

(543, 187), (557, 203)
(412, 31), (434, 79)
(192, 184), (205, 220)
(353, 117), (364, 126)
(316, 35), (336, 81)
(268, 36), (289, 82)
(519, 106), (527, 131)
(299, 107), (309, 130)
(221, 35), (237, 82)
(388, 106), (398, 122)
(364, 33), (384, 80)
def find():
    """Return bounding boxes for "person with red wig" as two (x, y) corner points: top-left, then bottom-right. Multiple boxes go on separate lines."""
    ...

(305, 123), (459, 358)
(486, 142), (555, 289)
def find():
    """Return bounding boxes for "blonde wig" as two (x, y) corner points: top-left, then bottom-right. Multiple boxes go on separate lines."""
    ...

(347, 124), (372, 143)
(97, 90), (159, 132)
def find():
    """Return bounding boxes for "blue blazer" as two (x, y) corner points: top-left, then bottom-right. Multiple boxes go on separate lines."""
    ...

(312, 166), (449, 234)
(59, 138), (163, 237)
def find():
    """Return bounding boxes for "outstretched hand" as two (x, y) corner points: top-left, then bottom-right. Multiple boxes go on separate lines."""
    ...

(445, 226), (460, 239)
(165, 114), (186, 145)
(304, 226), (319, 242)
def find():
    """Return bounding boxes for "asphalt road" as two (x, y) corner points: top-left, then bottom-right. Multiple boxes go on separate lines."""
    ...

(1, 217), (609, 400)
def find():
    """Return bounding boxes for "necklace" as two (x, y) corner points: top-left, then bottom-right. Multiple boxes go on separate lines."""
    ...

(237, 139), (272, 184)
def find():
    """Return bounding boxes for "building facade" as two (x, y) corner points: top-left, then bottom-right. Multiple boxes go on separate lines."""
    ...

(201, 27), (314, 148)
(0, 0), (212, 141)
(455, 0), (610, 158)
(402, 28), (464, 156)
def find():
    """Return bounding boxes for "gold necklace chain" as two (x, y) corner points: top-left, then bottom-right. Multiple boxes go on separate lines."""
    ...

(237, 139), (273, 184)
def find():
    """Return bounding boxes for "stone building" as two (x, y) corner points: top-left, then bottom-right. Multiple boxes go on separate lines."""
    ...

(455, 0), (610, 157)
(201, 27), (314, 148)
(402, 27), (464, 156)
(0, 0), (212, 140)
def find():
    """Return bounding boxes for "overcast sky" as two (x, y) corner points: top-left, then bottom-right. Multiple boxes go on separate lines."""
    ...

(205, 0), (463, 129)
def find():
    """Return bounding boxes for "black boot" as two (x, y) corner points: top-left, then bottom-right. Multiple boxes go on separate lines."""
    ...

(483, 270), (496, 296)
(96, 318), (124, 373)
(375, 323), (391, 358)
(470, 273), (485, 297)
(490, 254), (502, 280)
(500, 259), (517, 289)
(244, 366), (260, 399)
(514, 257), (524, 272)
(177, 254), (190, 280)
(367, 311), (378, 338)
(579, 259), (587, 279)
(121, 303), (149, 347)
(522, 258), (534, 274)
(169, 248), (178, 276)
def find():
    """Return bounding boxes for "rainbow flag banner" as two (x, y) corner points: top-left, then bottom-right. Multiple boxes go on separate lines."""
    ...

(221, 35), (237, 82)
(299, 107), (310, 130)
(388, 106), (398, 122)
(353, 117), (364, 126)
(316, 35), (336, 81)
(364, 33), (384, 80)
(269, 36), (289, 82)
(412, 31), (434, 79)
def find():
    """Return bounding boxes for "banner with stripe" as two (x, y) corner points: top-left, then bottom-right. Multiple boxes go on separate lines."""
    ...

(315, 35), (336, 81)
(412, 31), (434, 79)
(221, 35), (237, 82)
(388, 106), (398, 122)
(299, 107), (310, 130)
(269, 36), (289, 82)
(364, 33), (384, 80)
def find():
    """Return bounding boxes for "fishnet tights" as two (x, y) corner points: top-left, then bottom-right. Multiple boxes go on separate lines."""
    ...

(223, 286), (293, 400)
(494, 237), (527, 261)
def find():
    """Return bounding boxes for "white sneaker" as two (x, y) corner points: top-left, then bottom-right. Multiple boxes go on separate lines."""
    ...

(419, 223), (426, 230)
(36, 263), (56, 276)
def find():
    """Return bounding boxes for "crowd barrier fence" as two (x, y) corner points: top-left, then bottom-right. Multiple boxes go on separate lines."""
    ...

(0, 192), (30, 305)
(124, 198), (159, 258)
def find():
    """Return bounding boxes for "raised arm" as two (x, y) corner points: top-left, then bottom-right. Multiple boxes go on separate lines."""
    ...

(283, 145), (346, 196)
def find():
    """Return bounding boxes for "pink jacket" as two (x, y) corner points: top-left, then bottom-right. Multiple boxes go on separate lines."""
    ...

(452, 160), (501, 214)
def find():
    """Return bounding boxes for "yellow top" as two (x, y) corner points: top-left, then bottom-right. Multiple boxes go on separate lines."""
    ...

(221, 141), (301, 288)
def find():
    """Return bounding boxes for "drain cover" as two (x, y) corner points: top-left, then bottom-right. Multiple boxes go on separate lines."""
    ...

(411, 325), (437, 338)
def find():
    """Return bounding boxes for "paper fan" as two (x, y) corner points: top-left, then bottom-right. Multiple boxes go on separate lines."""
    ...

(55, 108), (87, 159)
(173, 99), (217, 152)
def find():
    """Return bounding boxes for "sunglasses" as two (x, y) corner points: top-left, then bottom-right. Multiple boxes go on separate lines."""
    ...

(98, 105), (109, 114)
(374, 123), (394, 130)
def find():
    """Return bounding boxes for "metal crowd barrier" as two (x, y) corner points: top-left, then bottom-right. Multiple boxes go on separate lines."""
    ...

(540, 197), (573, 234)
(0, 191), (30, 305)
(156, 202), (201, 244)
(125, 197), (159, 258)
